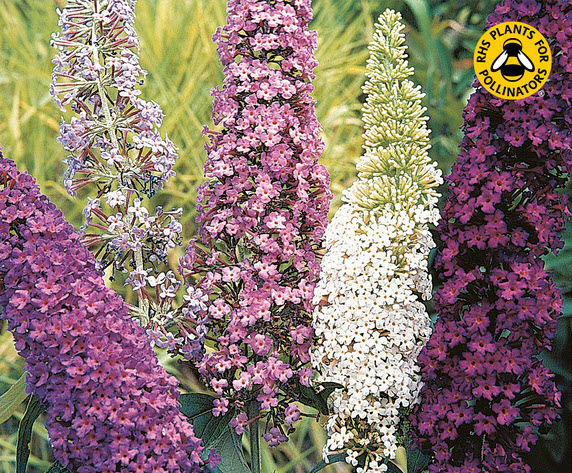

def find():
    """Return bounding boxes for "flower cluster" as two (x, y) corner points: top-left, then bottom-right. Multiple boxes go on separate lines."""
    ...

(50, 0), (182, 324)
(311, 10), (441, 472)
(411, 1), (571, 471)
(0, 155), (213, 473)
(176, 0), (332, 443)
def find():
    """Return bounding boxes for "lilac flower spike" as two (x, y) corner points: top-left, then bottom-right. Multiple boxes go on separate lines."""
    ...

(412, 1), (571, 471)
(311, 10), (441, 472)
(0, 155), (210, 472)
(177, 0), (332, 444)
(50, 0), (182, 324)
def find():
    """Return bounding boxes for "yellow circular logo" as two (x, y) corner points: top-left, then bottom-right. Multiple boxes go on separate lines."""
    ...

(474, 21), (551, 100)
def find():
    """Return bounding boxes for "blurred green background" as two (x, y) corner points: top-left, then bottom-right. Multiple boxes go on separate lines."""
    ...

(0, 0), (570, 472)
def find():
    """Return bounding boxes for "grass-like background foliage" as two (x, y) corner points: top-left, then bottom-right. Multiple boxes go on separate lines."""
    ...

(0, 1), (569, 472)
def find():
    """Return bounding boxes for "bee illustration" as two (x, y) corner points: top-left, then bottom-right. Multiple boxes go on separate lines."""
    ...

(491, 38), (535, 82)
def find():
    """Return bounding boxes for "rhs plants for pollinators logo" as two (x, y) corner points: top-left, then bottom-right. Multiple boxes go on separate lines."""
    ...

(474, 21), (551, 99)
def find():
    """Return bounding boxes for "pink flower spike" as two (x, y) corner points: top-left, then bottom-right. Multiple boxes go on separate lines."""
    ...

(176, 0), (332, 444)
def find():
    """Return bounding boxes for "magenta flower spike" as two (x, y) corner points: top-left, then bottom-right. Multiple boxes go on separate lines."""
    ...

(177, 0), (332, 443)
(0, 155), (210, 472)
(411, 1), (572, 471)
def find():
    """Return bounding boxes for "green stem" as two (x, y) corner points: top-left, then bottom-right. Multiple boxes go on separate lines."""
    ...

(247, 401), (261, 473)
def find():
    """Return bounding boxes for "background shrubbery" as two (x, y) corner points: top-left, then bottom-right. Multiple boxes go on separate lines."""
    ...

(0, 0), (569, 471)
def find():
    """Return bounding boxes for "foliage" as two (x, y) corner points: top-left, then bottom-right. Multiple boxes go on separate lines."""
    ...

(16, 396), (44, 473)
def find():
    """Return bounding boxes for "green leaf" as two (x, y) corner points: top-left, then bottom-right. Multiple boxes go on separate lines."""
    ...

(0, 372), (27, 424)
(390, 446), (407, 473)
(294, 381), (343, 415)
(179, 393), (217, 420)
(318, 382), (343, 402)
(308, 453), (347, 473)
(178, 393), (235, 449)
(407, 448), (430, 473)
(17, 394), (45, 473)
(194, 408), (236, 449)
(206, 426), (251, 473)
(46, 461), (71, 473)
(298, 384), (329, 415)
(387, 461), (406, 473)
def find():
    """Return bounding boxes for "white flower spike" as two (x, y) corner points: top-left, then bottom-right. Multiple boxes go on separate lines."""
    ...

(312, 9), (442, 472)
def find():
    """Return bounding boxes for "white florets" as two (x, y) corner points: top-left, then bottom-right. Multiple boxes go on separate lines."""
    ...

(312, 204), (433, 461)
(311, 8), (442, 473)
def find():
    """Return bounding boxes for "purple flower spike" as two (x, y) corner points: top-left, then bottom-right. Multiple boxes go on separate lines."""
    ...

(0, 155), (209, 472)
(50, 0), (183, 322)
(176, 0), (332, 443)
(411, 1), (572, 471)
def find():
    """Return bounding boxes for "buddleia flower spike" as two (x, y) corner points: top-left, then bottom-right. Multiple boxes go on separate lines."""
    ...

(311, 9), (442, 472)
